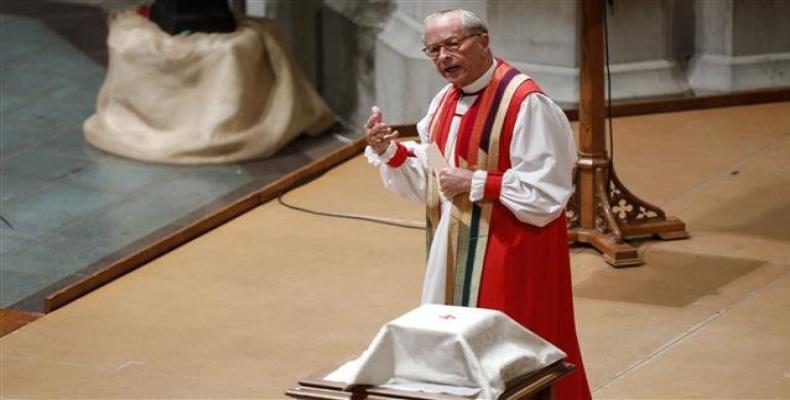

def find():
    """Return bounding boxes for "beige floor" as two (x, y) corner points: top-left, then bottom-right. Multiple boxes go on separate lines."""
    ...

(1, 102), (789, 399)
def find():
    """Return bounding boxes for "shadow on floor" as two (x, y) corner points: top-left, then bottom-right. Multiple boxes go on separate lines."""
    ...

(573, 249), (766, 307)
(698, 177), (790, 242)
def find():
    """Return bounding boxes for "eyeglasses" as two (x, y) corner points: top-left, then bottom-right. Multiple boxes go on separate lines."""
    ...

(422, 33), (482, 59)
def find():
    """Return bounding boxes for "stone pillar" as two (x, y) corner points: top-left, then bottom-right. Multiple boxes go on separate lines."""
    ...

(487, 1), (578, 105)
(689, 0), (790, 93)
(249, 0), (790, 128)
(601, 0), (691, 101)
(245, 0), (266, 16)
(371, 0), (695, 122)
(246, 0), (391, 129)
(246, 0), (322, 85)
(321, 1), (395, 128)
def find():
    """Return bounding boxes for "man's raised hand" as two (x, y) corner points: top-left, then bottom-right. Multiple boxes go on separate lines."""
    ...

(365, 105), (399, 155)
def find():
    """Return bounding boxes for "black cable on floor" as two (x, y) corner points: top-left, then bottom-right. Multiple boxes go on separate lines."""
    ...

(277, 194), (426, 230)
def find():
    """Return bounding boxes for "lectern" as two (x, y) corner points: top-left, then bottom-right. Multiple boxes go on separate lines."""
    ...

(567, 0), (689, 266)
(287, 305), (576, 400)
(286, 361), (574, 400)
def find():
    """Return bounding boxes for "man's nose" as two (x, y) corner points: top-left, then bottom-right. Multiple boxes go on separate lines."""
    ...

(437, 46), (452, 61)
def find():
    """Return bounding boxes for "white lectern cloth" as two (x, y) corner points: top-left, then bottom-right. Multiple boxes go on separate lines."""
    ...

(325, 304), (565, 399)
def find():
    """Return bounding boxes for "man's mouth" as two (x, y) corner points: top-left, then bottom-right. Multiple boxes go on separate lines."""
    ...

(443, 65), (462, 75)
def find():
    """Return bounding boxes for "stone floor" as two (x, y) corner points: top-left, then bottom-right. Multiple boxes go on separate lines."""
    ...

(0, 0), (353, 312)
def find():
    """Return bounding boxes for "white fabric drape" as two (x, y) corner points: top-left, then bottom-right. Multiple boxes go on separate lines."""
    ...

(84, 11), (333, 164)
(325, 304), (566, 400)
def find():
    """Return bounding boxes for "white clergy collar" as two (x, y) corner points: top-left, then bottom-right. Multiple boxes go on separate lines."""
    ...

(461, 58), (496, 95)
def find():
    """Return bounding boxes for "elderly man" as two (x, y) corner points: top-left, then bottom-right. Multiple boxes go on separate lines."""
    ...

(364, 9), (590, 399)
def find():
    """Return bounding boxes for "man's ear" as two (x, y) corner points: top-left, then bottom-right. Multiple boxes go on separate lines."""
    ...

(479, 33), (490, 49)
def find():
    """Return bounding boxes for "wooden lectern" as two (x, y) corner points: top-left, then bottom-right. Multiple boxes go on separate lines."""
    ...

(567, 0), (689, 266)
(286, 361), (574, 400)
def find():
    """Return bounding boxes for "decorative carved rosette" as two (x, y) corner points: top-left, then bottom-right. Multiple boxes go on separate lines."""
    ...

(607, 165), (666, 224)
(566, 162), (668, 241)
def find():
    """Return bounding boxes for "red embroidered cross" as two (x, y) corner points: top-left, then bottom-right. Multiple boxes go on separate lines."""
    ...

(439, 314), (456, 320)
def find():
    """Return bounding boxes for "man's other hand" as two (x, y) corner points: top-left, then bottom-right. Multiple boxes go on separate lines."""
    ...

(439, 167), (473, 198)
(365, 105), (399, 155)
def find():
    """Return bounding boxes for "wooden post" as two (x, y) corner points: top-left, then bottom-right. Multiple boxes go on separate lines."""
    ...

(578, 0), (605, 231)
(566, 0), (689, 267)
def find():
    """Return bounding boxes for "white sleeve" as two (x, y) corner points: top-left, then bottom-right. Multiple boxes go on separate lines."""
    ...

(364, 140), (428, 203)
(491, 93), (577, 227)
(364, 85), (452, 204)
(469, 170), (487, 202)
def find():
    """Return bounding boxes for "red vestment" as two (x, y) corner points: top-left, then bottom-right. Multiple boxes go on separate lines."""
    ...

(479, 196), (591, 400)
(430, 62), (592, 400)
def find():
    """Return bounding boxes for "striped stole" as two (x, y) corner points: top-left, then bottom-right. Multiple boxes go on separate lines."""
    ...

(426, 60), (542, 307)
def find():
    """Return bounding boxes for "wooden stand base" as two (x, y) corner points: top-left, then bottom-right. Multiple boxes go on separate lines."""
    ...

(567, 161), (689, 267)
(572, 0), (689, 267)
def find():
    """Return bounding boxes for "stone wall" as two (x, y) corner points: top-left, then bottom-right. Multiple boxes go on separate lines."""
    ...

(250, 0), (790, 127)
(689, 0), (790, 93)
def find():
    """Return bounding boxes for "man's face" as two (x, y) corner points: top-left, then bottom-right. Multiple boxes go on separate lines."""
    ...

(423, 14), (490, 88)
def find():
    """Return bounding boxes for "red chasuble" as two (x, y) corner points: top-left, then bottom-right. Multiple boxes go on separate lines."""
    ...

(426, 60), (592, 400)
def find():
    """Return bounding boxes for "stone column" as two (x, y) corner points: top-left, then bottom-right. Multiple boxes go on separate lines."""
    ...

(487, 0), (578, 106)
(246, 0), (322, 85)
(600, 0), (691, 101)
(689, 0), (790, 93)
(321, 1), (395, 128)
(250, 0), (790, 128)
(371, 0), (695, 123)
(246, 0), (392, 129)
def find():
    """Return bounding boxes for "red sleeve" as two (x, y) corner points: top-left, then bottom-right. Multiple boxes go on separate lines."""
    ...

(484, 171), (503, 200)
(386, 143), (411, 168)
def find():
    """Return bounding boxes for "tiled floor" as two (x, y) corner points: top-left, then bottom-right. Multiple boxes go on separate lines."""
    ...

(0, 0), (352, 312)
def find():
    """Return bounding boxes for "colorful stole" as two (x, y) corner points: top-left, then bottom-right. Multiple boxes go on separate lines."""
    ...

(426, 60), (543, 306)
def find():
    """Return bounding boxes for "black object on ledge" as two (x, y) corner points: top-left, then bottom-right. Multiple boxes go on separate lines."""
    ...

(150, 0), (236, 35)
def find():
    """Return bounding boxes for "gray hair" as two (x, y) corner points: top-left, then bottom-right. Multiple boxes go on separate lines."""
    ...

(423, 9), (489, 39)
